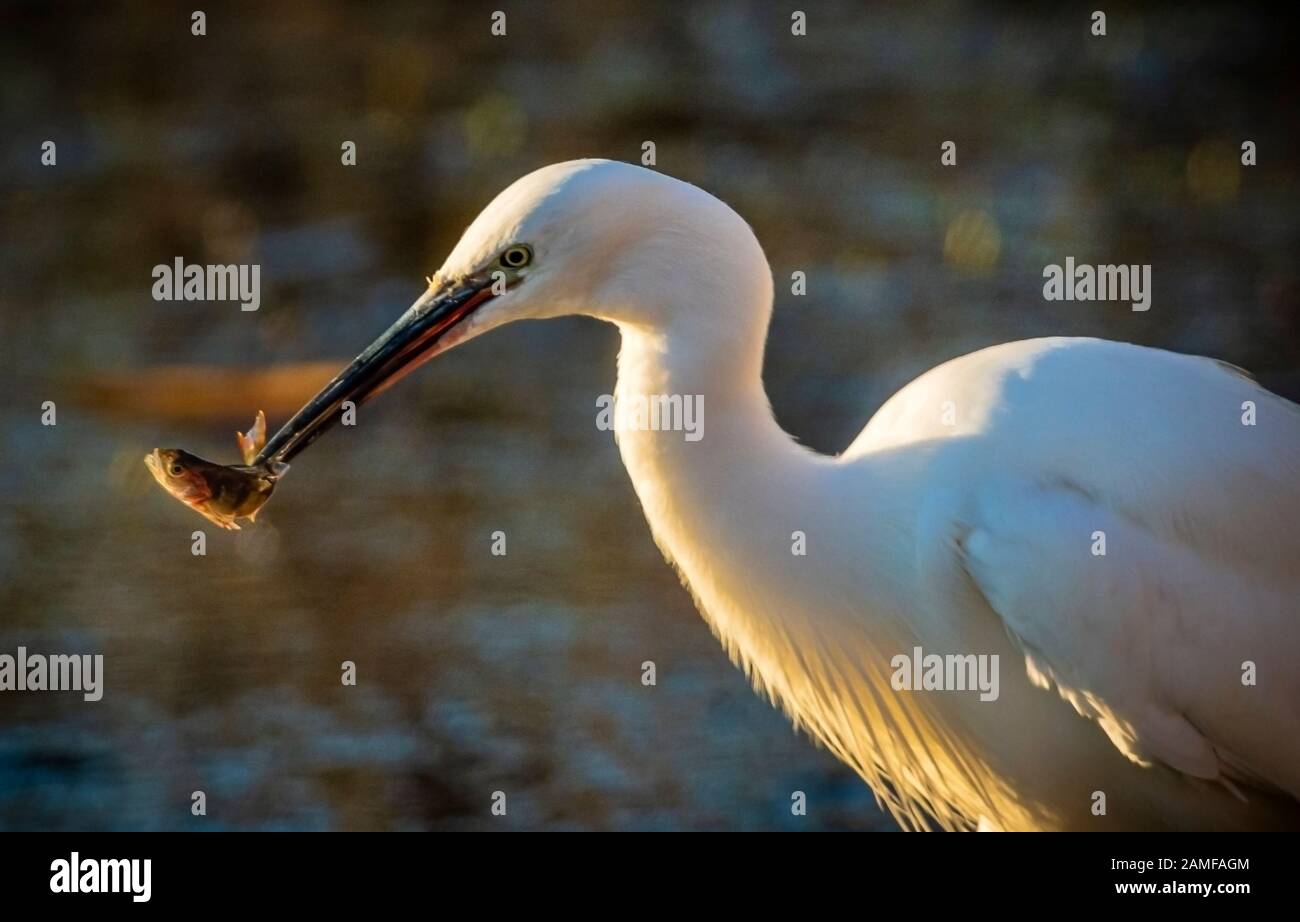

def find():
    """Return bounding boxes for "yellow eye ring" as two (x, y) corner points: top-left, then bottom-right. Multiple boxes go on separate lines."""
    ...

(500, 245), (532, 269)
(169, 463), (184, 476)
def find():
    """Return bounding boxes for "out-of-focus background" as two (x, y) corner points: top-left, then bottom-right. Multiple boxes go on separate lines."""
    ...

(0, 1), (1295, 830)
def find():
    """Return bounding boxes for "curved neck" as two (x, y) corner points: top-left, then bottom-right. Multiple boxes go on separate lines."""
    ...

(609, 320), (1009, 831)
(612, 319), (809, 479)
(610, 317), (836, 605)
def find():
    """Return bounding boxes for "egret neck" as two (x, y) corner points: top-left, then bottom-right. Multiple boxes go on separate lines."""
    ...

(608, 285), (1022, 833)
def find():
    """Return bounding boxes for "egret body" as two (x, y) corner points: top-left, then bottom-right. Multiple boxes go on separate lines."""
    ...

(263, 160), (1300, 830)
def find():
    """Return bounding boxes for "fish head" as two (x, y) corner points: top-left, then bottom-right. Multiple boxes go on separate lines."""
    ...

(144, 448), (214, 506)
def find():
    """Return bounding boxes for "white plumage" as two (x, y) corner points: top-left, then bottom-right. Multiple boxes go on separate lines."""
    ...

(422, 159), (1300, 830)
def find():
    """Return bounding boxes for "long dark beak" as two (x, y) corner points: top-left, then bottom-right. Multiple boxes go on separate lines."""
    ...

(255, 274), (496, 465)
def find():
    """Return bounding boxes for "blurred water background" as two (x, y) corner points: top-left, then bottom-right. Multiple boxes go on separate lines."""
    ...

(0, 1), (1296, 830)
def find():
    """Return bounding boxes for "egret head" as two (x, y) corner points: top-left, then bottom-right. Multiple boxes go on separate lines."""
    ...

(432, 158), (772, 335)
(258, 159), (772, 462)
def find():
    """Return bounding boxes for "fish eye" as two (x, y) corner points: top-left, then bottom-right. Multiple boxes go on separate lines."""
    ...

(169, 463), (184, 476)
(499, 245), (532, 269)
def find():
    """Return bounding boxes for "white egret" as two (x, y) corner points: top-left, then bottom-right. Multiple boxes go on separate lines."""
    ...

(260, 160), (1300, 830)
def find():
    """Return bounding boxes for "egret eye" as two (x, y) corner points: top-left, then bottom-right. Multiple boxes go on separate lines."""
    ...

(500, 245), (532, 269)
(169, 463), (184, 476)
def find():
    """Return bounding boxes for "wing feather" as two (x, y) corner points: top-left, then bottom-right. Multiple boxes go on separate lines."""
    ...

(881, 339), (1300, 798)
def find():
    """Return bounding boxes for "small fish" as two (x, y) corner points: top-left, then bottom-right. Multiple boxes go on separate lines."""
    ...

(145, 449), (287, 530)
(145, 411), (287, 530)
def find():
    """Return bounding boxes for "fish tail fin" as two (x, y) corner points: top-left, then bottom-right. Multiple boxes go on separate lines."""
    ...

(235, 410), (268, 465)
(235, 431), (256, 465)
